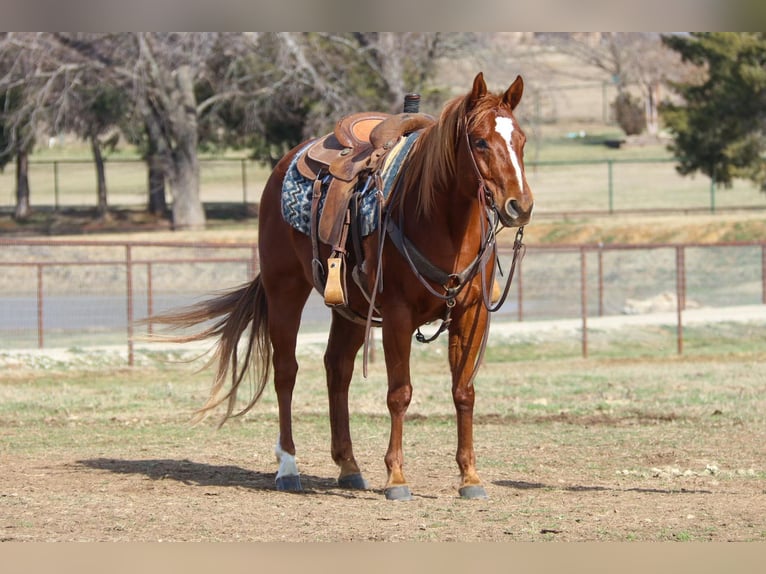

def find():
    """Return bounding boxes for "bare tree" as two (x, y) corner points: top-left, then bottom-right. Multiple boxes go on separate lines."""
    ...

(63, 80), (128, 219)
(196, 33), (462, 166)
(63, 33), (218, 228)
(625, 34), (687, 135)
(0, 86), (34, 220)
(345, 33), (451, 108)
(0, 33), (77, 219)
(541, 32), (684, 135)
(1, 32), (462, 228)
(47, 32), (265, 229)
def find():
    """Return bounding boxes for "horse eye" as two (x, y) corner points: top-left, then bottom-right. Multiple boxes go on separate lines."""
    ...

(474, 138), (488, 150)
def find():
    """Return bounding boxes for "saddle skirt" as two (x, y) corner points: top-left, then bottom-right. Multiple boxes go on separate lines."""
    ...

(281, 130), (421, 240)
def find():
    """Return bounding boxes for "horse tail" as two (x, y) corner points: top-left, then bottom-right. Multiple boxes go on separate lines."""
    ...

(150, 274), (271, 427)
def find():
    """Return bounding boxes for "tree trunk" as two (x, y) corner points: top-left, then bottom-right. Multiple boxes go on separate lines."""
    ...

(142, 114), (169, 217)
(645, 81), (660, 136)
(168, 142), (205, 230)
(91, 136), (109, 219)
(147, 152), (168, 216)
(13, 150), (30, 220)
(151, 64), (206, 230)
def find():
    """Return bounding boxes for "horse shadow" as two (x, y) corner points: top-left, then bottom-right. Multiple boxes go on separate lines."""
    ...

(493, 480), (713, 495)
(76, 458), (378, 499)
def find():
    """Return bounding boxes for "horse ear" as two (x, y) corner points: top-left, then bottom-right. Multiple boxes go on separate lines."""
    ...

(468, 72), (488, 107)
(503, 75), (524, 110)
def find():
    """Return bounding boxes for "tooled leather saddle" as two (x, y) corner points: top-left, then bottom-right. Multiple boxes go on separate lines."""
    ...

(292, 110), (435, 308)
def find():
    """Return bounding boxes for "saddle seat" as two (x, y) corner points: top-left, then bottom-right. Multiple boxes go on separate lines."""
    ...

(294, 109), (435, 308)
(296, 111), (434, 245)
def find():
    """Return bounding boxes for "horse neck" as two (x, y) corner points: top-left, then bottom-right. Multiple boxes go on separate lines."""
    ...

(402, 158), (486, 264)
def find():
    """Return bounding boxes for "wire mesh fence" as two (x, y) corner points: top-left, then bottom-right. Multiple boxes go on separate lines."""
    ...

(0, 158), (265, 210)
(2, 157), (766, 217)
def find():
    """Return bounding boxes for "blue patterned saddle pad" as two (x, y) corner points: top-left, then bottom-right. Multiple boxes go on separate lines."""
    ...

(281, 131), (420, 237)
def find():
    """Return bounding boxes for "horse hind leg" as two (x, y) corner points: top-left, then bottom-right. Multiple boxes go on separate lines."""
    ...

(274, 435), (302, 491)
(325, 311), (368, 490)
(266, 276), (312, 492)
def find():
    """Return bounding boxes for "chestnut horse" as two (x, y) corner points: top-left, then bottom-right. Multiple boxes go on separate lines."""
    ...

(155, 72), (533, 500)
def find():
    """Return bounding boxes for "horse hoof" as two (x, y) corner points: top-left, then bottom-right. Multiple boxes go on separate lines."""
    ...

(459, 485), (488, 499)
(275, 474), (303, 492)
(384, 485), (412, 501)
(338, 473), (369, 490)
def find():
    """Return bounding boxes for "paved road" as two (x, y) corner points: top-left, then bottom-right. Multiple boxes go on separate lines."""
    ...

(2, 286), (765, 363)
(0, 289), (529, 339)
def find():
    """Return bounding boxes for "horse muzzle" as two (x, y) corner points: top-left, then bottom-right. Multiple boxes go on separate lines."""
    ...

(499, 197), (533, 228)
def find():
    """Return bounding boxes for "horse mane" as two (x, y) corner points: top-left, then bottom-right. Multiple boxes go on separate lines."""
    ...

(395, 88), (506, 218)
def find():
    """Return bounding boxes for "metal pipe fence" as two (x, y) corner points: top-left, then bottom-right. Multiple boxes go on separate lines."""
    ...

(2, 238), (765, 365)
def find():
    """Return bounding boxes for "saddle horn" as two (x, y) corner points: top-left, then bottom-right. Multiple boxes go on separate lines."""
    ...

(403, 93), (420, 113)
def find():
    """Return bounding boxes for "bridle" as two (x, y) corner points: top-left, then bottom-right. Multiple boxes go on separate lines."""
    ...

(462, 120), (527, 314)
(360, 111), (528, 377)
(382, 115), (527, 341)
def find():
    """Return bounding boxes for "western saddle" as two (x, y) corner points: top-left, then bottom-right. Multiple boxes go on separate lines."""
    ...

(294, 110), (435, 309)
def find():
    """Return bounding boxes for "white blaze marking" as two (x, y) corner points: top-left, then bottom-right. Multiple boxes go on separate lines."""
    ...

(275, 436), (299, 478)
(494, 116), (525, 186)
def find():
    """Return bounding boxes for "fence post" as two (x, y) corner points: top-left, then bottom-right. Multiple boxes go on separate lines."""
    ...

(597, 246), (604, 316)
(762, 244), (766, 305)
(146, 262), (153, 336)
(675, 246), (685, 354)
(53, 161), (60, 211)
(37, 264), (44, 348)
(241, 159), (248, 207)
(580, 247), (588, 358)
(607, 160), (614, 213)
(126, 245), (134, 366)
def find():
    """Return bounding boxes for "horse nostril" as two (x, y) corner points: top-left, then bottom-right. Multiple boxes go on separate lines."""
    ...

(505, 199), (521, 219)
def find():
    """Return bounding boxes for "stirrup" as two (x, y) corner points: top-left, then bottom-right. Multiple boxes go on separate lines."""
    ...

(491, 279), (502, 304)
(324, 257), (346, 306)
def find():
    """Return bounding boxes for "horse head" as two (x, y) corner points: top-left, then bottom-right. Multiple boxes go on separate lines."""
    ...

(463, 72), (534, 228)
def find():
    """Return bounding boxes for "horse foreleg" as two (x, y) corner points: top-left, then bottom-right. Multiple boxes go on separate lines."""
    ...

(324, 312), (368, 489)
(448, 303), (489, 499)
(381, 311), (415, 501)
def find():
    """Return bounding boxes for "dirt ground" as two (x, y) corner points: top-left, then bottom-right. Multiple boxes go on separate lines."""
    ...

(2, 397), (764, 542)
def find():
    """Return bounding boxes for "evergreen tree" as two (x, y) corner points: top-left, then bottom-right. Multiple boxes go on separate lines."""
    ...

(661, 32), (766, 190)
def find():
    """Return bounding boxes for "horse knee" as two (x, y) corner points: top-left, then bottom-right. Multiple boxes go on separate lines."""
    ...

(452, 385), (475, 411)
(387, 384), (412, 413)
